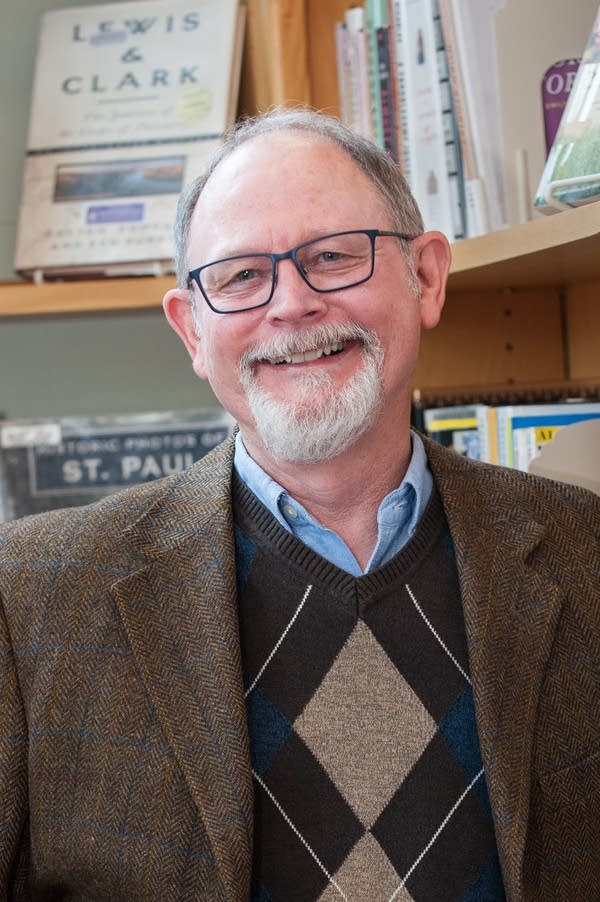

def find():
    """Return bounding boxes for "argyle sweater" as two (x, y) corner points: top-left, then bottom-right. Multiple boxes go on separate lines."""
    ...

(233, 475), (506, 902)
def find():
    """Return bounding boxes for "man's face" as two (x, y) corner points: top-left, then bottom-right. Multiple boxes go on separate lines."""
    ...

(164, 133), (447, 466)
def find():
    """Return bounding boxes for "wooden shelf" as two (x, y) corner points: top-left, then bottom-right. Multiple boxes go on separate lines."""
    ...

(0, 202), (598, 318)
(0, 275), (170, 318)
(449, 201), (600, 293)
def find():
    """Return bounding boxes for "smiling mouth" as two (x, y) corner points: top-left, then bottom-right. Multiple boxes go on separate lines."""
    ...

(264, 340), (348, 365)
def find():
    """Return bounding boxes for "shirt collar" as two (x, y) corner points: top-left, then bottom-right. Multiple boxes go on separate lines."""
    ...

(233, 429), (432, 571)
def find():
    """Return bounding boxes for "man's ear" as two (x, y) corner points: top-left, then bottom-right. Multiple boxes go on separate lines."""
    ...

(162, 287), (208, 378)
(411, 231), (452, 330)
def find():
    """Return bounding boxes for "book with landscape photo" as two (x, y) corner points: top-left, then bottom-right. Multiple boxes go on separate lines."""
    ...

(534, 4), (600, 213)
(14, 0), (245, 280)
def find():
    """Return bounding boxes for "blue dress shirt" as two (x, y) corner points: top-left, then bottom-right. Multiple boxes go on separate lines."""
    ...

(233, 431), (432, 576)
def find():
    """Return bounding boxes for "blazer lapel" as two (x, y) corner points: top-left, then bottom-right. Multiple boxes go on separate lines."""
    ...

(111, 436), (252, 901)
(426, 439), (563, 899)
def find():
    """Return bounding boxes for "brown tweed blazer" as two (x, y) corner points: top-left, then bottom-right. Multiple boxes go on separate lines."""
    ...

(0, 434), (598, 901)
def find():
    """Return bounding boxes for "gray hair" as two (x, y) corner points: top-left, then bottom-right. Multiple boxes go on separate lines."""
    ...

(173, 107), (424, 288)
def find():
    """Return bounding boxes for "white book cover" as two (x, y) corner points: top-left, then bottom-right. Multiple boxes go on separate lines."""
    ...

(344, 6), (374, 141)
(400, 0), (455, 237)
(447, 0), (507, 233)
(14, 0), (244, 279)
(390, 0), (412, 182)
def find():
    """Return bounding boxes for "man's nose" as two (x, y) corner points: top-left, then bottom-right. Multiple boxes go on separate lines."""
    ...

(265, 257), (328, 323)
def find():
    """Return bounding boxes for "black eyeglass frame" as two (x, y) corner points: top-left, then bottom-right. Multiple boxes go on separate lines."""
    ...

(187, 228), (418, 314)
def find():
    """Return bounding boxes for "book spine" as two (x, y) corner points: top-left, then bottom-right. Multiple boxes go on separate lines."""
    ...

(433, 0), (466, 240)
(366, 0), (386, 149)
(390, 0), (412, 184)
(438, 0), (488, 237)
(376, 26), (399, 159)
(344, 7), (374, 141)
(401, 0), (455, 236)
(335, 22), (353, 128)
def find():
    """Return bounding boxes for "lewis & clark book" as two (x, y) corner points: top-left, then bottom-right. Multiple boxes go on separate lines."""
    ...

(14, 0), (245, 280)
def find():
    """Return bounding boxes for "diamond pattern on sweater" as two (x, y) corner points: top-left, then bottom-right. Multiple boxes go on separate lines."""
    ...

(233, 479), (505, 901)
(318, 833), (401, 901)
(253, 731), (363, 899)
(372, 732), (495, 898)
(295, 621), (436, 827)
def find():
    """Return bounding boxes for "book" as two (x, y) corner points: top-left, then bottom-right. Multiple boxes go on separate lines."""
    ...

(494, 0), (599, 227)
(534, 4), (600, 213)
(423, 403), (482, 458)
(528, 419), (600, 493)
(494, 401), (600, 471)
(432, 0), (466, 240)
(395, 0), (455, 236)
(339, 6), (373, 141)
(541, 59), (581, 154)
(437, 0), (489, 237)
(389, 0), (412, 181)
(0, 409), (233, 522)
(365, 0), (389, 149)
(376, 25), (399, 159)
(14, 0), (245, 280)
(441, 0), (507, 234)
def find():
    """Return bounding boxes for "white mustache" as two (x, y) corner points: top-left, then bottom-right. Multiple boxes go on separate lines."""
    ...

(239, 322), (376, 371)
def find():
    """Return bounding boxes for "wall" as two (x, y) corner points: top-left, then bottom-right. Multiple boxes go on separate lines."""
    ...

(0, 0), (219, 419)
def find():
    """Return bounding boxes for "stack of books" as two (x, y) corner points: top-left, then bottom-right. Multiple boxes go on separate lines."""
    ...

(420, 398), (600, 472)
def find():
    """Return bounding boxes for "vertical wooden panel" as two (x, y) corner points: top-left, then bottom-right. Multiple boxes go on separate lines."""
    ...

(305, 0), (351, 115)
(239, 0), (311, 115)
(414, 287), (565, 389)
(566, 279), (600, 381)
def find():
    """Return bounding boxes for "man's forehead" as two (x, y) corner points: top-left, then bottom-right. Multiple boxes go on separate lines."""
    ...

(194, 131), (364, 211)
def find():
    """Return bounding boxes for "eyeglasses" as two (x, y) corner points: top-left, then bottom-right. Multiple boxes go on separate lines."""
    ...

(187, 228), (417, 314)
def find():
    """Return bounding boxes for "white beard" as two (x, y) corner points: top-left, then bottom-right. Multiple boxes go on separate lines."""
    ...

(239, 323), (384, 462)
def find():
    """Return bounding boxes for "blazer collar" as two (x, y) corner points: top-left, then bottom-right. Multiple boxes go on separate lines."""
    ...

(111, 434), (252, 901)
(425, 437), (564, 898)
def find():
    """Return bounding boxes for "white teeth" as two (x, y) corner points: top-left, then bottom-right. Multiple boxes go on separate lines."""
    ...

(268, 341), (346, 365)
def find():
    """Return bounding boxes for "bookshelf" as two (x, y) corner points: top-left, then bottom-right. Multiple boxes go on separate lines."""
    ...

(1, 202), (598, 400)
(1, 0), (598, 405)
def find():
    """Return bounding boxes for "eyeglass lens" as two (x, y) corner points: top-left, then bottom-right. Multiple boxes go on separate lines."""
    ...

(199, 231), (374, 311)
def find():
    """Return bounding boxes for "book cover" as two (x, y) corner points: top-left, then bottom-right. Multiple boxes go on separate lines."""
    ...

(534, 4), (600, 213)
(438, 0), (488, 237)
(529, 418), (600, 493)
(366, 0), (389, 149)
(14, 0), (244, 279)
(397, 0), (455, 236)
(432, 0), (466, 240)
(423, 404), (481, 458)
(389, 0), (412, 183)
(335, 21), (353, 130)
(341, 6), (373, 141)
(376, 26), (399, 159)
(443, 0), (507, 234)
(0, 409), (233, 522)
(494, 401), (600, 470)
(541, 58), (581, 153)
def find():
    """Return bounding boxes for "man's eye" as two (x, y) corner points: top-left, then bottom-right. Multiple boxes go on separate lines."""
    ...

(320, 250), (344, 262)
(233, 268), (258, 283)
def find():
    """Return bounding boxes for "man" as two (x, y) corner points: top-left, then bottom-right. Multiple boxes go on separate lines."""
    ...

(0, 109), (598, 901)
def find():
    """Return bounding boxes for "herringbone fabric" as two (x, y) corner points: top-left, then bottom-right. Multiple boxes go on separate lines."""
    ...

(0, 433), (598, 900)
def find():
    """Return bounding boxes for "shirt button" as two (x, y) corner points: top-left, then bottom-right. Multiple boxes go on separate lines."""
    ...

(282, 503), (298, 520)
